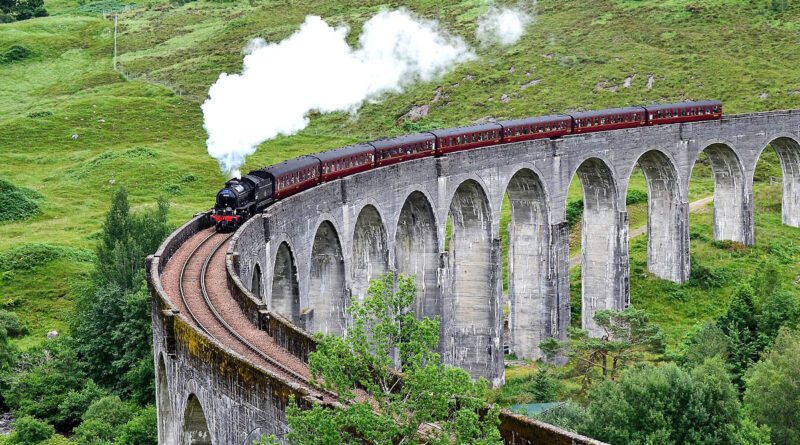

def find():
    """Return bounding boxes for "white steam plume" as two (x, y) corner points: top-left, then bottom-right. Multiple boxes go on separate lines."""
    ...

(476, 5), (532, 47)
(202, 10), (474, 177)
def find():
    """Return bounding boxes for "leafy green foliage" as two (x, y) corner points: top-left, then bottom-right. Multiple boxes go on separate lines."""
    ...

(584, 359), (753, 445)
(70, 188), (168, 402)
(4, 340), (86, 431)
(8, 416), (54, 445)
(116, 406), (157, 445)
(71, 396), (150, 445)
(744, 328), (800, 445)
(625, 188), (648, 205)
(94, 188), (170, 292)
(565, 198), (583, 228)
(0, 179), (41, 224)
(0, 310), (26, 338)
(274, 273), (501, 445)
(563, 307), (666, 390)
(0, 0), (44, 21)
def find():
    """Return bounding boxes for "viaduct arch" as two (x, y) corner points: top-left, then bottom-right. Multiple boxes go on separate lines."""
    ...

(151, 110), (800, 444)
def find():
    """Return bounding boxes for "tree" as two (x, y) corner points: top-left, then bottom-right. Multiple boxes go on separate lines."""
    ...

(94, 189), (170, 292)
(676, 321), (729, 369)
(566, 307), (665, 390)
(584, 359), (762, 445)
(272, 273), (502, 445)
(71, 188), (169, 401)
(744, 328), (800, 445)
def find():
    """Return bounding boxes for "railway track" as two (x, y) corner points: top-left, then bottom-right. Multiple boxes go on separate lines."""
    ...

(178, 230), (337, 402)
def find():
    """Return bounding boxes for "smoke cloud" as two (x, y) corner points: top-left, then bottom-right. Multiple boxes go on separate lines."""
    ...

(476, 6), (532, 47)
(202, 10), (474, 177)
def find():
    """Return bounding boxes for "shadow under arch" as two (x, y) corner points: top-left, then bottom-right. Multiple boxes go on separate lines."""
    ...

(690, 143), (748, 244)
(444, 179), (499, 381)
(504, 168), (553, 360)
(307, 221), (347, 335)
(157, 354), (176, 445)
(634, 150), (687, 283)
(182, 394), (212, 445)
(760, 136), (800, 228)
(271, 242), (300, 324)
(571, 157), (625, 336)
(395, 191), (440, 320)
(351, 205), (389, 303)
(250, 263), (262, 300)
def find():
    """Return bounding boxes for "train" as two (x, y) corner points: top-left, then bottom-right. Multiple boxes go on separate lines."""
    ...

(211, 100), (722, 231)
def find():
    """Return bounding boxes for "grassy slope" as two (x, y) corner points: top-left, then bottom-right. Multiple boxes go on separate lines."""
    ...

(0, 0), (798, 353)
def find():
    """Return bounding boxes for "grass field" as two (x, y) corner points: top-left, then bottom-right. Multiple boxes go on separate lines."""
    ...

(1, 0), (799, 353)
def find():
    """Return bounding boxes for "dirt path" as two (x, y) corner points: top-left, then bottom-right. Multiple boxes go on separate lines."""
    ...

(568, 196), (714, 269)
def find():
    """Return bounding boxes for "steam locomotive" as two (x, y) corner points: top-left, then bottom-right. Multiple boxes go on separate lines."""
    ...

(211, 100), (722, 231)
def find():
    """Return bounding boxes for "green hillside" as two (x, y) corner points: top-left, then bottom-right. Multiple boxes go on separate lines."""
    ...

(1, 0), (799, 351)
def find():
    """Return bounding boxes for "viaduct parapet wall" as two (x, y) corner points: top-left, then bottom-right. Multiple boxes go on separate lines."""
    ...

(150, 110), (800, 444)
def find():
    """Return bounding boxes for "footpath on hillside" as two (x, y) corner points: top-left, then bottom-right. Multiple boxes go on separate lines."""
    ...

(568, 196), (714, 269)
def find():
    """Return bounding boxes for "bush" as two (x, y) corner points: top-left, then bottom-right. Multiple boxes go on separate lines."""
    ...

(0, 45), (31, 64)
(625, 188), (648, 205)
(688, 260), (725, 289)
(532, 401), (588, 433)
(72, 396), (135, 444)
(0, 179), (41, 224)
(56, 380), (106, 432)
(0, 310), (27, 338)
(566, 198), (583, 227)
(117, 406), (157, 445)
(10, 416), (53, 445)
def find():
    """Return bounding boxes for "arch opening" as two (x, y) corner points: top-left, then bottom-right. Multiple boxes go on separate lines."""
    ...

(182, 394), (211, 445)
(635, 150), (686, 283)
(691, 143), (748, 243)
(351, 205), (389, 303)
(445, 179), (499, 380)
(250, 264), (262, 299)
(504, 169), (552, 360)
(157, 355), (176, 445)
(271, 242), (300, 324)
(573, 158), (624, 336)
(395, 192), (440, 320)
(762, 137), (800, 228)
(308, 221), (347, 335)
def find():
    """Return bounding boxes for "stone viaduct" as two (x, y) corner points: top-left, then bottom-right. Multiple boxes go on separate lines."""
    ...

(150, 110), (800, 444)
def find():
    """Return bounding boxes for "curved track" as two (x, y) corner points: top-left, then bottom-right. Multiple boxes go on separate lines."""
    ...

(173, 228), (337, 403)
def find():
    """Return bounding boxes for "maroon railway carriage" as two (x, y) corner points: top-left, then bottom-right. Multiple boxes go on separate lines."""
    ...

(645, 100), (722, 125)
(499, 115), (572, 143)
(311, 144), (374, 183)
(263, 155), (321, 200)
(571, 106), (647, 134)
(370, 133), (436, 167)
(430, 123), (503, 155)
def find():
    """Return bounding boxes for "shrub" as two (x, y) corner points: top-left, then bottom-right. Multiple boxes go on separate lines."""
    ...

(0, 179), (41, 224)
(625, 188), (648, 205)
(0, 310), (26, 338)
(0, 45), (31, 64)
(566, 198), (583, 227)
(688, 260), (725, 289)
(117, 406), (157, 445)
(10, 416), (53, 445)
